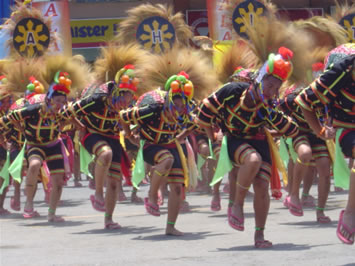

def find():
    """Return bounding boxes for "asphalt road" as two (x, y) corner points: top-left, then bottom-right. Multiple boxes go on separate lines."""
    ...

(1, 179), (354, 266)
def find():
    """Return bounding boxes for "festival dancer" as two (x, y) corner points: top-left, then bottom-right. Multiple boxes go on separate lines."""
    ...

(196, 15), (314, 247)
(61, 44), (147, 229)
(295, 44), (355, 244)
(120, 46), (217, 235)
(279, 61), (332, 222)
(0, 55), (88, 222)
(0, 74), (13, 215)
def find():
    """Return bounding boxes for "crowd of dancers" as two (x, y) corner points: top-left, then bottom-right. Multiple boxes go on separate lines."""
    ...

(0, 1), (354, 248)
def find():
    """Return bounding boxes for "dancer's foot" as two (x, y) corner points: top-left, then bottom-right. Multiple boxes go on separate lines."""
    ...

(288, 196), (303, 216)
(48, 214), (65, 223)
(10, 197), (21, 211)
(118, 191), (127, 202)
(0, 208), (11, 216)
(179, 200), (190, 213)
(210, 194), (221, 211)
(254, 229), (272, 248)
(166, 224), (184, 236)
(301, 194), (315, 208)
(316, 208), (331, 224)
(74, 180), (83, 187)
(337, 210), (355, 244)
(229, 204), (244, 231)
(131, 193), (143, 204)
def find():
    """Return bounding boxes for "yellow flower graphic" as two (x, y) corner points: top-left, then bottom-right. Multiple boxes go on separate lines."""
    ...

(234, 2), (264, 34)
(138, 18), (174, 53)
(342, 16), (355, 43)
(14, 18), (49, 57)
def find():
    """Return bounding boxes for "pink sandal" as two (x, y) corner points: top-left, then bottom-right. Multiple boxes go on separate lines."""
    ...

(48, 215), (65, 223)
(336, 210), (355, 245)
(255, 240), (273, 249)
(287, 198), (303, 217)
(317, 215), (331, 224)
(0, 209), (11, 216)
(10, 197), (20, 211)
(144, 197), (160, 217)
(211, 197), (221, 212)
(90, 195), (106, 212)
(105, 222), (121, 230)
(23, 209), (40, 218)
(283, 196), (289, 208)
(228, 211), (244, 231)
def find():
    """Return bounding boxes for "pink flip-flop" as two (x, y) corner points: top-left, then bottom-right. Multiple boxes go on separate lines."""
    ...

(228, 211), (244, 231)
(23, 209), (40, 218)
(90, 195), (106, 212)
(283, 196), (289, 208)
(10, 197), (20, 211)
(105, 222), (121, 230)
(336, 210), (355, 245)
(255, 240), (273, 249)
(0, 209), (11, 216)
(287, 198), (303, 217)
(317, 215), (331, 224)
(211, 198), (221, 212)
(144, 197), (160, 217)
(48, 215), (65, 223)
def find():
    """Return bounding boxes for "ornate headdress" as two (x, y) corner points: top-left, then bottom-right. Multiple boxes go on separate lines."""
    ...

(42, 55), (90, 99)
(114, 4), (193, 53)
(2, 0), (56, 58)
(217, 38), (258, 84)
(92, 43), (148, 101)
(242, 15), (313, 85)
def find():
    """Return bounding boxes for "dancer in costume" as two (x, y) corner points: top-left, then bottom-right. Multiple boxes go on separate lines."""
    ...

(61, 44), (147, 229)
(120, 46), (217, 235)
(295, 44), (355, 244)
(0, 55), (88, 222)
(0, 73), (13, 215)
(279, 60), (332, 222)
(196, 14), (313, 247)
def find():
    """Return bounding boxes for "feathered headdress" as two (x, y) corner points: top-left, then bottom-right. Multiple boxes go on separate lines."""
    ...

(137, 45), (218, 101)
(243, 15), (313, 84)
(293, 16), (347, 49)
(42, 55), (90, 98)
(3, 58), (47, 99)
(114, 4), (193, 53)
(93, 43), (148, 97)
(2, 0), (56, 58)
(217, 38), (258, 84)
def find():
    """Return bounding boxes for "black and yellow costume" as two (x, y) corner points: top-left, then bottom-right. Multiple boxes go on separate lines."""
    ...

(197, 82), (298, 182)
(295, 54), (355, 158)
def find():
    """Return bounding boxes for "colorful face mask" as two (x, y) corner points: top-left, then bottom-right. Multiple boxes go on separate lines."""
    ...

(164, 71), (194, 120)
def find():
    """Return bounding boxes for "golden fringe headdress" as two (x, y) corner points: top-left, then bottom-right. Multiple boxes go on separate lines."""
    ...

(3, 1), (56, 58)
(42, 55), (90, 98)
(217, 38), (258, 84)
(3, 58), (47, 98)
(93, 43), (149, 97)
(293, 16), (347, 49)
(243, 15), (313, 84)
(191, 36), (214, 64)
(137, 45), (219, 101)
(114, 4), (193, 50)
(333, 0), (355, 23)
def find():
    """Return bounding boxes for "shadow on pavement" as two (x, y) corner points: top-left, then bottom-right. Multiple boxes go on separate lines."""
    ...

(278, 220), (337, 228)
(217, 243), (332, 252)
(132, 231), (226, 241)
(21, 220), (92, 227)
(72, 225), (160, 235)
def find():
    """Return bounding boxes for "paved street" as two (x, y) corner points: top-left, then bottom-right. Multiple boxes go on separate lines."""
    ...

(0, 179), (354, 266)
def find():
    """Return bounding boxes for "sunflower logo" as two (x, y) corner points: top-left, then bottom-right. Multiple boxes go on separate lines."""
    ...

(339, 13), (355, 43)
(232, 0), (267, 39)
(136, 16), (176, 54)
(13, 18), (50, 57)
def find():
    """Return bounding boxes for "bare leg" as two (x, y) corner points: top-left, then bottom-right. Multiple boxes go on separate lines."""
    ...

(289, 143), (312, 214)
(166, 183), (183, 236)
(48, 174), (65, 222)
(231, 152), (262, 228)
(0, 178), (9, 214)
(301, 166), (316, 207)
(24, 157), (42, 212)
(315, 157), (331, 222)
(94, 147), (112, 204)
(104, 175), (119, 227)
(253, 177), (271, 244)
